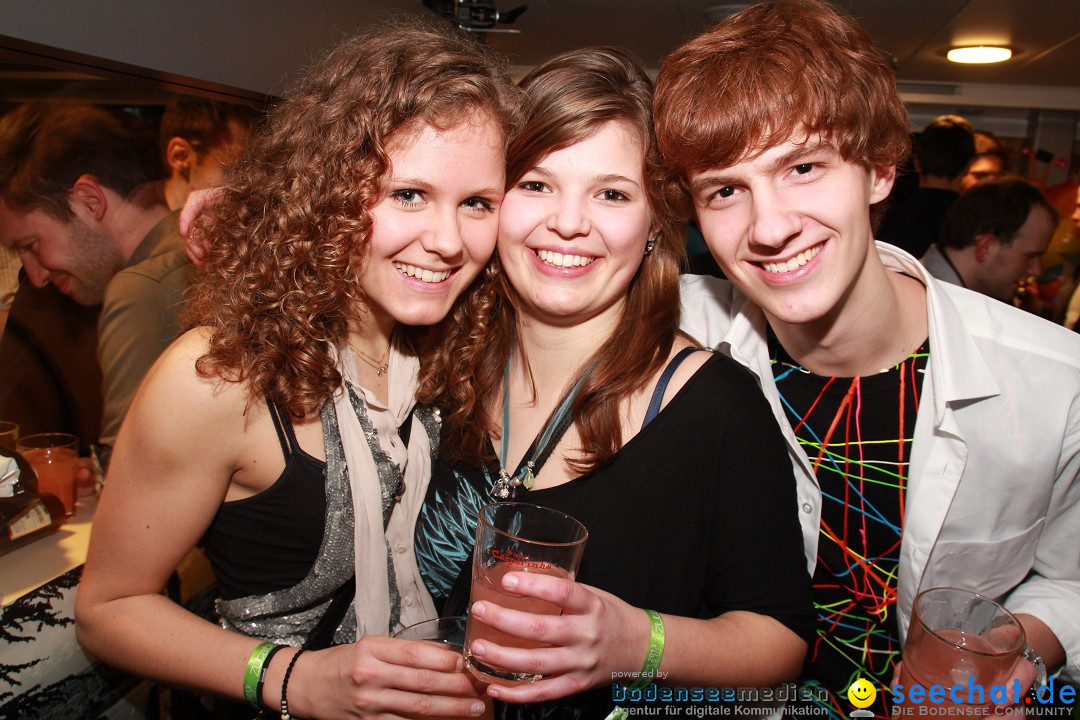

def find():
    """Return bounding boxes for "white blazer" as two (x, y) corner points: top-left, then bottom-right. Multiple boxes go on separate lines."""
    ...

(680, 242), (1080, 683)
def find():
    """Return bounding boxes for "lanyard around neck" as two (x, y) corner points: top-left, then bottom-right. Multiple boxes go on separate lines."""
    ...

(938, 246), (968, 289)
(491, 347), (596, 499)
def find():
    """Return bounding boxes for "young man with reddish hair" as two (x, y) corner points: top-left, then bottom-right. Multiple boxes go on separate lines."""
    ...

(655, 1), (1079, 716)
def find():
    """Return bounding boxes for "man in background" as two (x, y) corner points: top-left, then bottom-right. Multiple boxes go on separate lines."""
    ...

(876, 114), (975, 258)
(0, 100), (192, 457)
(160, 96), (254, 212)
(921, 176), (1056, 303)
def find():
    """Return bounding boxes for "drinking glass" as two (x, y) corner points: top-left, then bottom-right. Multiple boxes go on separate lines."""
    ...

(16, 433), (79, 515)
(394, 617), (494, 720)
(0, 421), (18, 454)
(899, 587), (1046, 709)
(464, 502), (588, 685)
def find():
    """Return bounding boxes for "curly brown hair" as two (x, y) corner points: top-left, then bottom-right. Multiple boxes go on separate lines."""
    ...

(185, 22), (520, 418)
(419, 47), (686, 473)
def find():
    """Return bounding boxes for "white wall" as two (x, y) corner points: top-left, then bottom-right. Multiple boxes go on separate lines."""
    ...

(0, 0), (417, 97)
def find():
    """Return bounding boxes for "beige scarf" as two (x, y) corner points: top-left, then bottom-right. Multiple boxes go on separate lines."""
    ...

(334, 341), (437, 636)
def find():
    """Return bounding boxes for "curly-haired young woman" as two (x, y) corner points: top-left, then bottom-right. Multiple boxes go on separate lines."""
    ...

(76, 22), (519, 719)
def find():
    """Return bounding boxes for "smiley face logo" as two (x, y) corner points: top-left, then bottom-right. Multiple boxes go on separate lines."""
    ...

(847, 678), (877, 709)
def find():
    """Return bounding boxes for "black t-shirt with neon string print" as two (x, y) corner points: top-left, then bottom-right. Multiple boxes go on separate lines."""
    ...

(772, 333), (929, 720)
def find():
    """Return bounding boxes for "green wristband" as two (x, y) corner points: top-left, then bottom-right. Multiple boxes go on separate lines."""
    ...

(243, 642), (278, 708)
(630, 609), (666, 690)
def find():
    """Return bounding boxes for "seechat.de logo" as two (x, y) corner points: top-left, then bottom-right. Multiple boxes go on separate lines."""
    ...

(890, 676), (1076, 715)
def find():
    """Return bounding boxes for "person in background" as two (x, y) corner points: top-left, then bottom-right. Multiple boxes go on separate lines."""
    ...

(1064, 186), (1080, 331)
(160, 96), (255, 212)
(0, 275), (104, 453)
(876, 114), (975, 258)
(416, 46), (813, 717)
(922, 176), (1057, 303)
(0, 101), (191, 455)
(655, 1), (1080, 717)
(959, 129), (1009, 193)
(76, 24), (519, 719)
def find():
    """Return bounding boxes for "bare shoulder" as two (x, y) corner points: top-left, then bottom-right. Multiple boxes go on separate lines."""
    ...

(82, 327), (261, 609)
(140, 327), (255, 414)
(113, 326), (255, 485)
(626, 336), (715, 430)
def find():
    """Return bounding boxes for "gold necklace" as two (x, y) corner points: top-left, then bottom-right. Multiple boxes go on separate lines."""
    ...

(354, 339), (391, 376)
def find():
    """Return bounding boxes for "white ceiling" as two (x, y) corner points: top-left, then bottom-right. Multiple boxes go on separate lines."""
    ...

(484, 0), (1080, 91)
(2, 0), (1079, 115)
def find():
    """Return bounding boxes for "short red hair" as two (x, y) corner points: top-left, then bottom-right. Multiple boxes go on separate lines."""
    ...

(655, 0), (910, 180)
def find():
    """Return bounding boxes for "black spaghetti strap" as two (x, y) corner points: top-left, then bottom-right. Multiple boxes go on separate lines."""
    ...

(265, 396), (297, 458)
(641, 347), (699, 431)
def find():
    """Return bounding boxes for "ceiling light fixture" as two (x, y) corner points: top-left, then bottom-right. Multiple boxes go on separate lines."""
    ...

(946, 46), (1012, 64)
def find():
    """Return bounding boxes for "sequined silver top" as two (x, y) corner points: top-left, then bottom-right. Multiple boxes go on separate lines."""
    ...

(214, 396), (440, 646)
(215, 402), (357, 646)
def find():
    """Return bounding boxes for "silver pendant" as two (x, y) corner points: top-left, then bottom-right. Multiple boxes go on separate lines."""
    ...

(491, 472), (512, 499)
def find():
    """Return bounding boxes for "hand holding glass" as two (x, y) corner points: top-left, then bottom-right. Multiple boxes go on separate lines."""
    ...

(394, 617), (494, 720)
(465, 502), (588, 685)
(898, 587), (1045, 710)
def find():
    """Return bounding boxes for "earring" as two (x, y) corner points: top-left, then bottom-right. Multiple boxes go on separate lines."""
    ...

(644, 237), (657, 256)
(178, 164), (190, 182)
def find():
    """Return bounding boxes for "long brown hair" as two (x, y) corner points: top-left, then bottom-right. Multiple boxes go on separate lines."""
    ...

(185, 22), (520, 418)
(420, 47), (685, 472)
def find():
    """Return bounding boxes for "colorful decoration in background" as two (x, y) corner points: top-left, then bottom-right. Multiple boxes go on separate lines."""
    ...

(1020, 176), (1080, 323)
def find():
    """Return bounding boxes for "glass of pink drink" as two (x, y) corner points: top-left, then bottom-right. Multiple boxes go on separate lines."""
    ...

(394, 617), (495, 720)
(465, 502), (588, 685)
(16, 433), (79, 514)
(898, 587), (1046, 713)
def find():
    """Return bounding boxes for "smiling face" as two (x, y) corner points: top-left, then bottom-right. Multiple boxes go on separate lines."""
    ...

(689, 134), (893, 331)
(0, 199), (122, 305)
(847, 678), (877, 709)
(358, 115), (505, 331)
(497, 120), (654, 329)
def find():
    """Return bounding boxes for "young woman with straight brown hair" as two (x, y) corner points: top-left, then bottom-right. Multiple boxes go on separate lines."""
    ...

(416, 47), (813, 717)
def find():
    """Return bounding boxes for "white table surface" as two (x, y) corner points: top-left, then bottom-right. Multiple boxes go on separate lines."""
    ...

(0, 493), (97, 604)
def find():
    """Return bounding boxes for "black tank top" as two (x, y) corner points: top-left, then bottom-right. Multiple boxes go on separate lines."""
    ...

(203, 401), (328, 600)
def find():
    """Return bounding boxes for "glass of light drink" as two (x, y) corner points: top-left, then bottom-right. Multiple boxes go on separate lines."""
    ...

(898, 587), (1046, 711)
(394, 617), (494, 720)
(16, 433), (79, 515)
(464, 502), (588, 685)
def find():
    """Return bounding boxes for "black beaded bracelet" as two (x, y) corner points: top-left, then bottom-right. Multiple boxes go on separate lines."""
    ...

(280, 648), (305, 720)
(256, 644), (286, 712)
